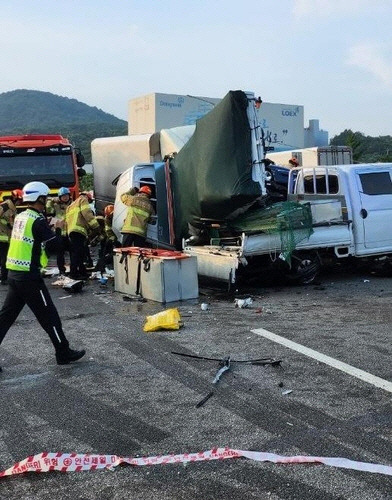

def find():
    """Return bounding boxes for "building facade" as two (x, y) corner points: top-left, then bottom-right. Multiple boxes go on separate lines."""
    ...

(128, 92), (328, 151)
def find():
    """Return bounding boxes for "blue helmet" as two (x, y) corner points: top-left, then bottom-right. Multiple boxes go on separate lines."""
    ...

(58, 187), (70, 197)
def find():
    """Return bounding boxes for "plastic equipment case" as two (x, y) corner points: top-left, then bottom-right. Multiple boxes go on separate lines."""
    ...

(114, 248), (199, 303)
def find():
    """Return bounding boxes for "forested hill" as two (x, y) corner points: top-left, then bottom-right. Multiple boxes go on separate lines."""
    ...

(0, 89), (127, 162)
(330, 129), (392, 163)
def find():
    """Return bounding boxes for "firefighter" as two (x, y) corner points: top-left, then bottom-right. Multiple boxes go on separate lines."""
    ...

(95, 204), (118, 274)
(0, 189), (23, 284)
(0, 182), (85, 372)
(289, 157), (300, 168)
(46, 187), (71, 275)
(65, 191), (100, 280)
(120, 186), (139, 205)
(121, 185), (154, 247)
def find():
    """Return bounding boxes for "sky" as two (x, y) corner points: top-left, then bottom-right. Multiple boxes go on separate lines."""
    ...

(1, 0), (392, 138)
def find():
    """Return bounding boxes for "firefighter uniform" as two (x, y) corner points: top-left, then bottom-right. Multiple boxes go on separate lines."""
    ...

(66, 194), (100, 278)
(121, 191), (154, 247)
(46, 197), (70, 274)
(0, 199), (17, 284)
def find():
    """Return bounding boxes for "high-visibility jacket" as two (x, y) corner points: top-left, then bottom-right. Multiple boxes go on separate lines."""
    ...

(0, 199), (16, 243)
(120, 187), (139, 207)
(65, 195), (99, 239)
(121, 193), (154, 236)
(6, 209), (48, 271)
(104, 216), (116, 242)
(46, 198), (69, 236)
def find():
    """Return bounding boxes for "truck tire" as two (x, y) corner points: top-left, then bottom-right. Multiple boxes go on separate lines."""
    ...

(286, 252), (320, 285)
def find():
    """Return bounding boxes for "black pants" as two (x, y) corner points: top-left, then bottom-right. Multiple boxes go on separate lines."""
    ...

(0, 241), (9, 282)
(122, 233), (146, 248)
(96, 239), (115, 274)
(0, 278), (69, 351)
(57, 235), (69, 274)
(69, 232), (87, 277)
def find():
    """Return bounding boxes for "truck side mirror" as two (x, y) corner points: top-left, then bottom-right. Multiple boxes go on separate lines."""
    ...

(75, 148), (85, 168)
(77, 168), (86, 178)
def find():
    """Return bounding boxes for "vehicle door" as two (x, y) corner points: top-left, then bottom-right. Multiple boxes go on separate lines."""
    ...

(356, 167), (392, 250)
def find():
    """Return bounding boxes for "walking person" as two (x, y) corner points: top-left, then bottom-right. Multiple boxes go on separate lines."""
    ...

(0, 189), (23, 284)
(46, 186), (72, 275)
(0, 182), (85, 373)
(121, 185), (155, 247)
(66, 192), (100, 280)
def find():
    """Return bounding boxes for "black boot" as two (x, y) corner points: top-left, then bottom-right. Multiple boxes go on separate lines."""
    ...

(56, 347), (86, 365)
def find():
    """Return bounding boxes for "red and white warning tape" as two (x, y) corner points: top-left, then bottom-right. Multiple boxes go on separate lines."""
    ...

(1, 447), (392, 478)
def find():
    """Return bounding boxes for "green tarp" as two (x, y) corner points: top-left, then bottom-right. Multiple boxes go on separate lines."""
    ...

(171, 90), (260, 244)
(230, 201), (314, 264)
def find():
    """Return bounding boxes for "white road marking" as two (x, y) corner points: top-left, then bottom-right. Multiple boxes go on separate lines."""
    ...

(252, 327), (392, 393)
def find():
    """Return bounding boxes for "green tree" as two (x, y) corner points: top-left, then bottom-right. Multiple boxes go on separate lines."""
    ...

(344, 131), (363, 163)
(79, 173), (94, 192)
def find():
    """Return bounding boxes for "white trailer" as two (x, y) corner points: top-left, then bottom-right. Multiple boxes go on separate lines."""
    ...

(266, 146), (352, 167)
(91, 126), (195, 213)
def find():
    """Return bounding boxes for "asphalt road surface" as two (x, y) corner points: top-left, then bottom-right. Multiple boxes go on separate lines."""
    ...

(0, 267), (391, 499)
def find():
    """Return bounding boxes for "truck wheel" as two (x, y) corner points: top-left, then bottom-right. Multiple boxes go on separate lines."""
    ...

(286, 252), (320, 285)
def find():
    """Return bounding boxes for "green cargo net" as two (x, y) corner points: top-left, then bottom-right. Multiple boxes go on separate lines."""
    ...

(229, 201), (313, 265)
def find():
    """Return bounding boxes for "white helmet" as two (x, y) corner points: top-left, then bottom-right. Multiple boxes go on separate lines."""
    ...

(23, 181), (50, 202)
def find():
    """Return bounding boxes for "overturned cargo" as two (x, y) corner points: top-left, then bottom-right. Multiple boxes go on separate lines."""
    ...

(170, 90), (262, 244)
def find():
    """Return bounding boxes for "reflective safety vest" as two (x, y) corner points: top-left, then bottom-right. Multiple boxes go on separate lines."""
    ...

(0, 199), (16, 243)
(66, 196), (99, 238)
(121, 194), (154, 236)
(46, 198), (69, 236)
(104, 217), (116, 242)
(6, 209), (48, 272)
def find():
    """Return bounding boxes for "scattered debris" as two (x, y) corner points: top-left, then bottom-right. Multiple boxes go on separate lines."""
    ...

(196, 391), (214, 408)
(213, 356), (231, 384)
(255, 308), (262, 314)
(200, 303), (209, 311)
(144, 308), (182, 332)
(363, 279), (370, 283)
(278, 382), (284, 388)
(171, 351), (282, 407)
(58, 295), (72, 300)
(234, 297), (253, 308)
(122, 295), (146, 302)
(62, 280), (84, 293)
(282, 389), (293, 396)
(43, 268), (60, 277)
(52, 275), (85, 293)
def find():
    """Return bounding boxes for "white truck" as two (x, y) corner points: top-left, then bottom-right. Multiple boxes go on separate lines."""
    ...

(185, 162), (392, 285)
(266, 146), (353, 167)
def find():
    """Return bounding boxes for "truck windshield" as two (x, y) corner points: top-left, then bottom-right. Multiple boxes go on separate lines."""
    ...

(0, 153), (76, 188)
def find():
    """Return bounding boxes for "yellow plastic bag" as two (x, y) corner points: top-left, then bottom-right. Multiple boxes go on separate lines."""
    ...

(143, 308), (181, 332)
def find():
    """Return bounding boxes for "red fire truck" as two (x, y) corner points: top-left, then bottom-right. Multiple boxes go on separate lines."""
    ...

(0, 134), (86, 201)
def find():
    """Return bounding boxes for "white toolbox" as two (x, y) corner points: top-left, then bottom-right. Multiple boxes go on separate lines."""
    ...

(114, 248), (199, 303)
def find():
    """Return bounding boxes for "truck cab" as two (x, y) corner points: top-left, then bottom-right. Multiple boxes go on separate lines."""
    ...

(112, 162), (176, 249)
(0, 135), (86, 200)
